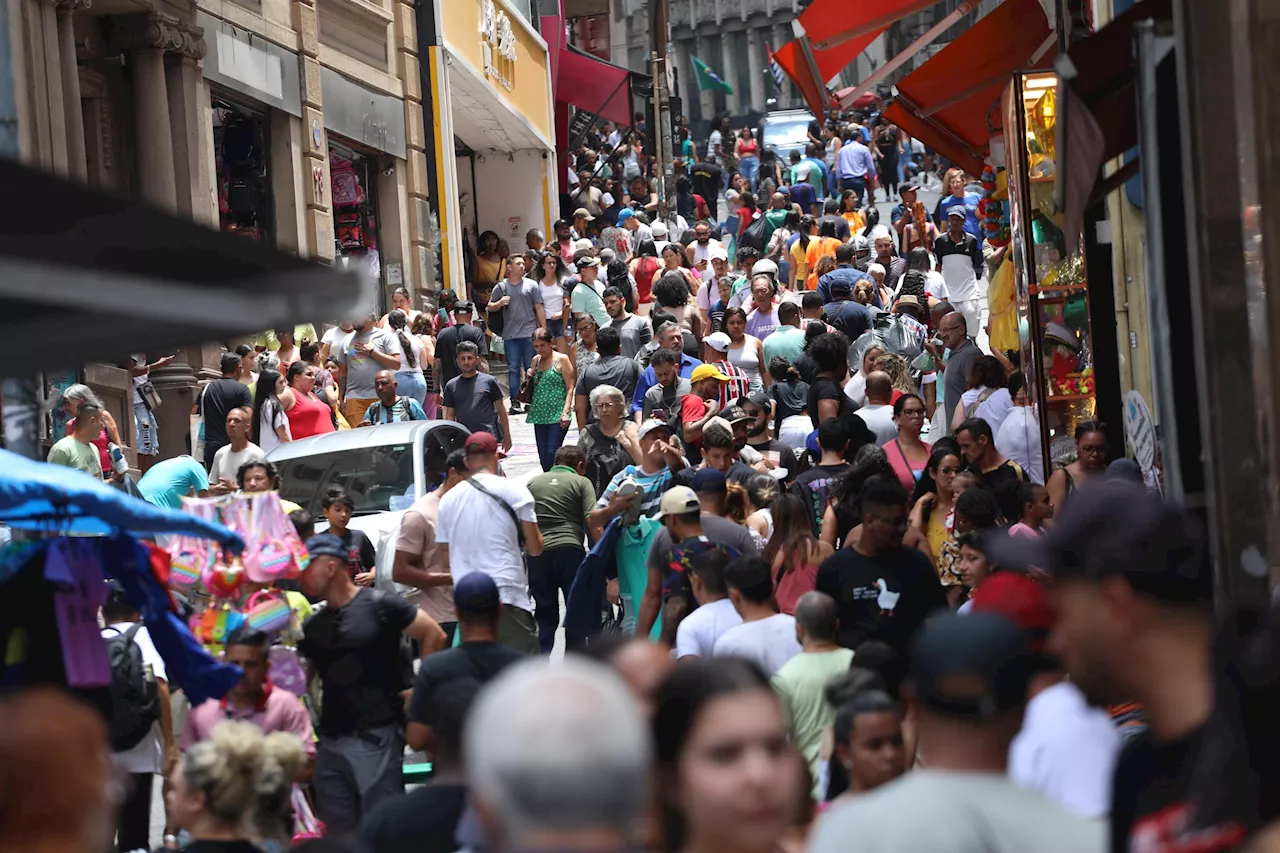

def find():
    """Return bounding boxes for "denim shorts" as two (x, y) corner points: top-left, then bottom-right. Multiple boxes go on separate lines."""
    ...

(546, 317), (565, 338)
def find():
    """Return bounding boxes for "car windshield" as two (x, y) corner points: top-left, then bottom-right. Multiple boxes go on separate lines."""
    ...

(276, 443), (416, 518)
(762, 118), (811, 150)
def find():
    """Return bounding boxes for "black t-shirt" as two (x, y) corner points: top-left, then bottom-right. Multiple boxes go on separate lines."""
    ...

(435, 324), (488, 387)
(407, 642), (523, 728)
(691, 161), (722, 204)
(443, 373), (503, 437)
(815, 545), (947, 659)
(200, 378), (253, 453)
(749, 439), (800, 481)
(793, 352), (820, 384)
(299, 588), (417, 736)
(180, 841), (263, 853)
(979, 459), (1028, 523)
(807, 376), (857, 429)
(358, 783), (469, 853)
(791, 462), (849, 535)
(334, 527), (377, 580)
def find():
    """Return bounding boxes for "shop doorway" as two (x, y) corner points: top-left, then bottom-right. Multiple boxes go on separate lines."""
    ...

(213, 95), (273, 243)
(328, 138), (385, 309)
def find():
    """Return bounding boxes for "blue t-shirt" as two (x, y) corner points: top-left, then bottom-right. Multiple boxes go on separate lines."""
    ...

(138, 456), (209, 509)
(937, 193), (983, 239)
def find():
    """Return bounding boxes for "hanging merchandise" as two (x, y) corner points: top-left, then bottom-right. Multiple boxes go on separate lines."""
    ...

(214, 104), (271, 242)
(243, 589), (292, 635)
(238, 492), (309, 583)
(330, 150), (368, 253)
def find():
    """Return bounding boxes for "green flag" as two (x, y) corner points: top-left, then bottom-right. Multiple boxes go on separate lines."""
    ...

(692, 56), (734, 94)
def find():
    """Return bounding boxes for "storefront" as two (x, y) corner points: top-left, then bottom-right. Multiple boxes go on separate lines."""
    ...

(422, 0), (557, 296)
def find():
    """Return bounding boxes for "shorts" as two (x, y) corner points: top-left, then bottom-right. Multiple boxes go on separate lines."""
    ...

(546, 317), (565, 338)
(134, 401), (158, 455)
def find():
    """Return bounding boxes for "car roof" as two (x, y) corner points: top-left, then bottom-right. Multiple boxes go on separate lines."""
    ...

(760, 110), (816, 123)
(265, 420), (469, 462)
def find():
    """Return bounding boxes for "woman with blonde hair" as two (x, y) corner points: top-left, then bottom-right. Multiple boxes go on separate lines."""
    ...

(873, 352), (916, 398)
(166, 720), (306, 849)
(63, 383), (123, 477)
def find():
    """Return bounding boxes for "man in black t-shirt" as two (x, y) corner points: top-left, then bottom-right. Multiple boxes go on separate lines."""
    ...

(199, 351), (253, 470)
(299, 534), (448, 833)
(815, 476), (946, 658)
(955, 417), (1026, 523)
(791, 417), (851, 535)
(739, 391), (799, 483)
(434, 301), (488, 388)
(690, 160), (723, 206)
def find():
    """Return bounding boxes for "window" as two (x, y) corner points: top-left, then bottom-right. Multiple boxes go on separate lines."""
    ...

(277, 443), (417, 517)
(423, 426), (468, 491)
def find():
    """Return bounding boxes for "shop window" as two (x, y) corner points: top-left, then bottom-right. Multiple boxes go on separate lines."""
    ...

(329, 141), (383, 296)
(213, 98), (273, 243)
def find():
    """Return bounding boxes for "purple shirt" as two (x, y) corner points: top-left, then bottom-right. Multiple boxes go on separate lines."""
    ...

(182, 686), (316, 756)
(745, 307), (781, 340)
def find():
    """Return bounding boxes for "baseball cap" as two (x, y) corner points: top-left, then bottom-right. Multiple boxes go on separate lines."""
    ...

(305, 533), (348, 563)
(703, 332), (732, 354)
(947, 207), (966, 219)
(690, 363), (730, 382)
(653, 485), (701, 519)
(651, 221), (669, 239)
(901, 183), (919, 193)
(691, 468), (728, 495)
(721, 404), (751, 425)
(638, 419), (673, 440)
(575, 254), (601, 269)
(910, 611), (1035, 720)
(987, 481), (1211, 604)
(795, 163), (811, 179)
(453, 300), (475, 314)
(573, 207), (596, 221)
(616, 207), (636, 226)
(464, 432), (500, 456)
(968, 571), (1055, 653)
(454, 572), (501, 616)
(709, 245), (729, 262)
(573, 238), (595, 253)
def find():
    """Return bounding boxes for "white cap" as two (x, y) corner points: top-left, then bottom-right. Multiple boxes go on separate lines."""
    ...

(705, 331), (732, 353)
(795, 163), (811, 179)
(651, 221), (668, 239)
(751, 259), (779, 278)
(573, 238), (594, 252)
(638, 419), (673, 440)
(653, 486), (700, 519)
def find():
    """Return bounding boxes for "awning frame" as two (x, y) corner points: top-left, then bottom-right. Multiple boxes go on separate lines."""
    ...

(808, 0), (939, 51)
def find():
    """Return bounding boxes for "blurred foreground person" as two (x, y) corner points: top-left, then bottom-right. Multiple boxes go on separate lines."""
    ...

(653, 658), (805, 853)
(0, 688), (115, 853)
(466, 658), (651, 853)
(810, 612), (1104, 853)
(828, 675), (906, 804)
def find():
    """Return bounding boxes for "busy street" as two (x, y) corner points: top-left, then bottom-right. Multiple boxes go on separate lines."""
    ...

(2, 0), (1280, 852)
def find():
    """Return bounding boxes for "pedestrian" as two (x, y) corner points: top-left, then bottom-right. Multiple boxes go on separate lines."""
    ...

(442, 341), (512, 451)
(714, 555), (802, 675)
(834, 128), (877, 205)
(337, 311), (402, 428)
(1046, 419), (1109, 512)
(815, 476), (947, 658)
(883, 393), (932, 492)
(637, 347), (694, 422)
(855, 372), (898, 445)
(764, 492), (835, 615)
(570, 313), (601, 378)
(791, 417), (852, 535)
(250, 369), (291, 453)
(827, 676), (907, 803)
(281, 361), (337, 438)
(47, 400), (105, 478)
(934, 209), (985, 337)
(908, 446), (965, 581)
(1007, 481), (1054, 539)
(436, 432), (544, 654)
(360, 369), (428, 425)
(951, 354), (1012, 436)
(699, 334), (753, 409)
(526, 445), (596, 652)
(574, 326), (640, 429)
(772, 591), (855, 791)
(896, 186), (939, 255)
(587, 417), (686, 537)
(199, 352), (255, 470)
(521, 328), (575, 472)
(809, 612), (1105, 853)
(605, 285), (652, 359)
(936, 168), (983, 238)
(570, 253), (611, 330)
(935, 310), (981, 435)
(385, 309), (427, 407)
(744, 275), (782, 341)
(578, 384), (643, 500)
(101, 580), (176, 853)
(994, 372), (1044, 485)
(321, 487), (376, 584)
(138, 454), (210, 509)
(721, 308), (767, 391)
(61, 384), (122, 478)
(299, 532), (447, 833)
(489, 255), (546, 415)
(738, 390), (800, 477)
(208, 407), (264, 495)
(433, 301), (487, 390)
(321, 320), (355, 362)
(653, 658), (806, 853)
(393, 449), (469, 645)
(672, 546), (742, 659)
(130, 352), (175, 472)
(955, 417), (1027, 522)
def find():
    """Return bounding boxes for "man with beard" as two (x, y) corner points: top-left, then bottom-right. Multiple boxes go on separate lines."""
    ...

(737, 390), (799, 481)
(685, 220), (720, 289)
(859, 233), (907, 295)
(338, 310), (402, 427)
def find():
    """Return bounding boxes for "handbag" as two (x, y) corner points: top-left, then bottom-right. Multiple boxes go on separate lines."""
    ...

(515, 363), (540, 405)
(137, 380), (162, 411)
(243, 589), (292, 635)
(488, 282), (507, 337)
(241, 493), (303, 584)
(291, 784), (325, 842)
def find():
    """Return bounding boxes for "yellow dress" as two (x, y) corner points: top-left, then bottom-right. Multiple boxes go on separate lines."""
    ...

(987, 256), (1019, 352)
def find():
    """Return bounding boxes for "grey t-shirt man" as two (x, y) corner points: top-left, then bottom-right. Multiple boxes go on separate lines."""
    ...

(942, 339), (981, 436)
(611, 314), (653, 359)
(642, 377), (691, 420)
(341, 326), (400, 399)
(493, 277), (544, 340)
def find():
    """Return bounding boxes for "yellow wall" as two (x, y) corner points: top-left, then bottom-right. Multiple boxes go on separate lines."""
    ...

(439, 0), (552, 141)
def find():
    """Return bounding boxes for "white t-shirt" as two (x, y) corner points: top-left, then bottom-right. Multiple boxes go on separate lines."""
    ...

(925, 269), (948, 300)
(100, 622), (167, 773)
(996, 405), (1045, 485)
(844, 373), (868, 407)
(708, 129), (724, 163)
(959, 387), (1013, 436)
(392, 331), (425, 373)
(856, 403), (898, 444)
(436, 472), (538, 612)
(540, 281), (566, 319)
(675, 598), (743, 658)
(691, 241), (722, 290)
(257, 398), (290, 456)
(1009, 681), (1121, 819)
(713, 613), (802, 676)
(210, 442), (266, 484)
(779, 414), (814, 451)
(810, 770), (1105, 853)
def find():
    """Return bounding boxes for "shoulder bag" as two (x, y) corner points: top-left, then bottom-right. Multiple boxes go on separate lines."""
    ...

(464, 476), (527, 549)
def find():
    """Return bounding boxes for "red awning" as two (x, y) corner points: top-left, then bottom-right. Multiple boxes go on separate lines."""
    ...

(798, 0), (941, 52)
(555, 43), (636, 127)
(883, 0), (1054, 175)
(772, 35), (870, 118)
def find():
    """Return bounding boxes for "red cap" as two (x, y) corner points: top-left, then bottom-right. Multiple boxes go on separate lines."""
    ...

(968, 573), (1054, 651)
(464, 432), (500, 455)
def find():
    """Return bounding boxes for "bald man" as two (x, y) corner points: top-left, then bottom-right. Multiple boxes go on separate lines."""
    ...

(361, 369), (428, 425)
(855, 370), (898, 444)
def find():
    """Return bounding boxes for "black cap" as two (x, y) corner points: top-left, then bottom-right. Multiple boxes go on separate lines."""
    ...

(305, 533), (347, 562)
(987, 481), (1211, 604)
(691, 467), (728, 495)
(454, 572), (501, 616)
(910, 611), (1034, 720)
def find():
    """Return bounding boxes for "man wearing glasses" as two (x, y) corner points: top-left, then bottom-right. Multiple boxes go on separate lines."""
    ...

(814, 476), (947, 659)
(931, 309), (981, 437)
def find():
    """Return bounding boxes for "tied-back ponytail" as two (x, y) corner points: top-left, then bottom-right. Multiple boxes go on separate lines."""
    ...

(389, 310), (416, 369)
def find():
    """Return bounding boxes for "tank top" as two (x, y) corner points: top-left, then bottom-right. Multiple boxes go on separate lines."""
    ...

(886, 438), (932, 493)
(739, 140), (758, 156)
(727, 340), (762, 389)
(633, 257), (660, 303)
(539, 279), (565, 319)
(526, 361), (568, 425)
(286, 391), (336, 439)
(775, 553), (818, 615)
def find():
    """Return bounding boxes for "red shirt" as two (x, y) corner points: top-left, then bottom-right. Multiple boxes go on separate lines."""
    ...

(285, 391), (336, 439)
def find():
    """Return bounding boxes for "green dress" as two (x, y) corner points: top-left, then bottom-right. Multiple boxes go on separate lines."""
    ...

(526, 361), (568, 425)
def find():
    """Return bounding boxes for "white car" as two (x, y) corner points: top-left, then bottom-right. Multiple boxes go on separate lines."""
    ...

(267, 420), (470, 586)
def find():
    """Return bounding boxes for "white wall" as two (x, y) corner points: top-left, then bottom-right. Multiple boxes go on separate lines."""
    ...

(472, 148), (550, 249)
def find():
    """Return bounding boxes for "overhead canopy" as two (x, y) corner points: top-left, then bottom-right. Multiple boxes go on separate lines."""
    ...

(556, 42), (639, 128)
(883, 0), (1055, 176)
(0, 447), (243, 544)
(798, 0), (941, 52)
(0, 158), (365, 378)
(773, 35), (870, 119)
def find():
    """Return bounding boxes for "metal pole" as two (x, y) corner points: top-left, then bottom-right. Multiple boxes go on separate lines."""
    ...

(651, 0), (673, 211)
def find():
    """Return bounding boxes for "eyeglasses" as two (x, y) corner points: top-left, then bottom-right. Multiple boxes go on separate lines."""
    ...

(898, 409), (926, 418)
(937, 466), (962, 475)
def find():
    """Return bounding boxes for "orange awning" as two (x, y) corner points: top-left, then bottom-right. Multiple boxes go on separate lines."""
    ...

(883, 0), (1054, 175)
(772, 34), (876, 119)
(799, 0), (940, 52)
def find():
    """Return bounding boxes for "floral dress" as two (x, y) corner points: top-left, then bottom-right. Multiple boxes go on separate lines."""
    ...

(526, 362), (568, 425)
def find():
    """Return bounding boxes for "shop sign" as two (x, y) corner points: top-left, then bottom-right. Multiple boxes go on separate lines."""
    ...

(198, 12), (301, 118)
(1123, 390), (1157, 474)
(508, 216), (522, 238)
(481, 0), (517, 92)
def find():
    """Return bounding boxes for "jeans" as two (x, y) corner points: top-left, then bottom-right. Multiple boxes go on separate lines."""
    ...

(503, 336), (535, 402)
(527, 546), (586, 653)
(839, 175), (868, 206)
(116, 772), (154, 852)
(394, 369), (427, 406)
(534, 421), (568, 471)
(739, 155), (759, 191)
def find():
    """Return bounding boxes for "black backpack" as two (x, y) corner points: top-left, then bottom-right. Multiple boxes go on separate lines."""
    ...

(105, 624), (161, 751)
(739, 212), (770, 254)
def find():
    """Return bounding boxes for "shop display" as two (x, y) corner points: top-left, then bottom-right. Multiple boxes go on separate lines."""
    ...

(214, 101), (271, 242)
(1003, 71), (1098, 469)
(328, 144), (382, 288)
